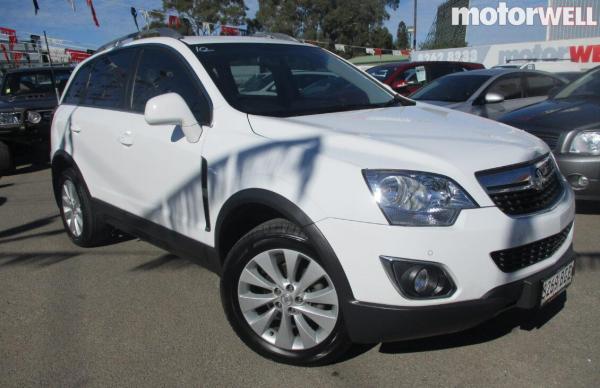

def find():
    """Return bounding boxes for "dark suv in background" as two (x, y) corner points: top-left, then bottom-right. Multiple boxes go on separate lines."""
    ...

(0, 66), (72, 175)
(500, 66), (600, 204)
(367, 61), (484, 95)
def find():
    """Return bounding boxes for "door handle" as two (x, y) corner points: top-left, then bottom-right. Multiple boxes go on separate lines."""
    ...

(118, 131), (134, 147)
(70, 124), (81, 133)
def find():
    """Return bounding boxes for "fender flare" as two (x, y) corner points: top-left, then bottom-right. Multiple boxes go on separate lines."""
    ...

(215, 188), (356, 303)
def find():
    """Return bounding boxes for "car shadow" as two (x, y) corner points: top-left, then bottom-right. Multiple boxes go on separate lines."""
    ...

(0, 197), (6, 207)
(576, 201), (600, 215)
(0, 214), (59, 239)
(575, 251), (600, 271)
(378, 293), (566, 355)
(0, 183), (14, 189)
(130, 253), (202, 271)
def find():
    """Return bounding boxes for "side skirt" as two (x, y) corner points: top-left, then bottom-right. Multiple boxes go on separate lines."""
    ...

(92, 199), (221, 274)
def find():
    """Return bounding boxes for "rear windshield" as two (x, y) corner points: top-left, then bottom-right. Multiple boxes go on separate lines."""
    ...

(1, 70), (71, 96)
(411, 74), (491, 102)
(192, 43), (395, 117)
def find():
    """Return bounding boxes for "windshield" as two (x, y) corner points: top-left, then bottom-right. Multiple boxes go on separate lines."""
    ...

(554, 67), (600, 100)
(410, 74), (491, 102)
(1, 69), (71, 96)
(193, 43), (397, 117)
(366, 65), (399, 81)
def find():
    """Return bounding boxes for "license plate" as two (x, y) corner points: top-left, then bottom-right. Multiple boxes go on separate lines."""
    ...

(541, 261), (575, 306)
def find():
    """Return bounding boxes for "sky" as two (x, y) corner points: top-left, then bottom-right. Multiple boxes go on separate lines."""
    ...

(0, 0), (549, 50)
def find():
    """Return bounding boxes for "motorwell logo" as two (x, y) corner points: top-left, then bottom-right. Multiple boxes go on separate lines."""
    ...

(452, 2), (598, 26)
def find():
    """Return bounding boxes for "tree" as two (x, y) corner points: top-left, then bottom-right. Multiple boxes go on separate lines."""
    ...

(149, 0), (247, 34)
(396, 20), (409, 49)
(370, 27), (394, 49)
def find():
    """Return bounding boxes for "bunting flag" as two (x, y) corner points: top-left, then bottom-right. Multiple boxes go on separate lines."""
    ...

(66, 0), (75, 12)
(168, 15), (181, 28)
(87, 0), (100, 27)
(374, 48), (382, 56)
(131, 7), (139, 31)
(334, 44), (345, 52)
(365, 48), (375, 55)
(33, 0), (40, 14)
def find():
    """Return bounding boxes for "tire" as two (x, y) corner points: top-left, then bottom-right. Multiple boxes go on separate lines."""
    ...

(221, 219), (352, 366)
(58, 168), (111, 247)
(0, 141), (14, 177)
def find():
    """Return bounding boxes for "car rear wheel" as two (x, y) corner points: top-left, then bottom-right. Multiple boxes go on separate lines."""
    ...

(59, 168), (111, 247)
(221, 219), (352, 366)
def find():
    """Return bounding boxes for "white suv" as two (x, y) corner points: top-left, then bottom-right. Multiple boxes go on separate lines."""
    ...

(50, 34), (576, 365)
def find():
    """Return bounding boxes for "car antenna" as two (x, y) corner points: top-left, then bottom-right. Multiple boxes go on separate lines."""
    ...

(43, 31), (60, 104)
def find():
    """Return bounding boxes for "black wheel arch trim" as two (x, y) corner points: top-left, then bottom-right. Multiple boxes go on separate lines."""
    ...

(215, 188), (357, 304)
(51, 150), (88, 206)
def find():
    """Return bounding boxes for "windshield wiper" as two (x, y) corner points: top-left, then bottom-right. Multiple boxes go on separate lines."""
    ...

(383, 93), (416, 107)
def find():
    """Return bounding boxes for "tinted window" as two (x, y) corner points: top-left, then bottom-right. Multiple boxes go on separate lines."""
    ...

(194, 43), (394, 117)
(487, 75), (523, 100)
(367, 65), (399, 81)
(63, 65), (91, 105)
(525, 74), (562, 97)
(2, 69), (71, 96)
(83, 49), (135, 108)
(131, 46), (211, 125)
(426, 63), (455, 80)
(411, 74), (491, 102)
(555, 67), (600, 99)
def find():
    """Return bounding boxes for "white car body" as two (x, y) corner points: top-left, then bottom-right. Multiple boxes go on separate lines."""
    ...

(50, 35), (576, 357)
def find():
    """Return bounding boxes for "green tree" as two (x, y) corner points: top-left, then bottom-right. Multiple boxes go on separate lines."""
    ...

(396, 20), (409, 49)
(370, 26), (394, 49)
(150, 0), (247, 34)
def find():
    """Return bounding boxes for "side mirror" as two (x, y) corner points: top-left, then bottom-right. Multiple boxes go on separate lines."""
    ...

(484, 92), (505, 104)
(144, 93), (203, 143)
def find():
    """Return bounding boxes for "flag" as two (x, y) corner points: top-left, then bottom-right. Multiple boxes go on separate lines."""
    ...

(168, 15), (181, 28)
(221, 26), (240, 36)
(374, 48), (382, 56)
(334, 44), (345, 52)
(366, 48), (375, 55)
(131, 7), (139, 31)
(87, 0), (100, 27)
(66, 0), (75, 12)
(33, 0), (40, 14)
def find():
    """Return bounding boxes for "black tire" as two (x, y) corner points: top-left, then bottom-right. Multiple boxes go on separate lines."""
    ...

(221, 218), (352, 366)
(0, 141), (14, 177)
(58, 168), (111, 247)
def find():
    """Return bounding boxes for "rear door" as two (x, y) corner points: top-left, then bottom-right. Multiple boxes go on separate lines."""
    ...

(67, 47), (138, 207)
(115, 44), (212, 239)
(523, 73), (565, 105)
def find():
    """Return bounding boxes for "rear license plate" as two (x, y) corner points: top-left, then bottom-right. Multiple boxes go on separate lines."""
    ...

(541, 261), (575, 306)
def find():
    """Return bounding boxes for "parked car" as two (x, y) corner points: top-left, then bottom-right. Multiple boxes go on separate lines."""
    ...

(367, 61), (484, 95)
(0, 66), (72, 174)
(51, 34), (575, 365)
(410, 69), (568, 120)
(500, 66), (600, 203)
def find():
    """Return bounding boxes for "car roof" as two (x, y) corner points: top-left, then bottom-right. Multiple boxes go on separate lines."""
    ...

(444, 68), (559, 77)
(5, 66), (73, 74)
(180, 35), (308, 46)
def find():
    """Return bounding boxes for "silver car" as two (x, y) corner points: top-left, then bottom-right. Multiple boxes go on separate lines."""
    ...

(410, 69), (568, 120)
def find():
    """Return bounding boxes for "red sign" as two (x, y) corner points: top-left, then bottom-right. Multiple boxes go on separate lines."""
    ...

(570, 45), (600, 63)
(221, 26), (240, 36)
(65, 49), (91, 63)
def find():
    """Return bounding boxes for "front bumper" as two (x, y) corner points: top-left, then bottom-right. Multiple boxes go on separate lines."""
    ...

(556, 153), (600, 202)
(344, 246), (575, 343)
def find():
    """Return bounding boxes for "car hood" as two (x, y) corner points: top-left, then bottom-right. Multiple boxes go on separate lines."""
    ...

(0, 93), (58, 111)
(247, 103), (548, 184)
(415, 100), (465, 109)
(500, 98), (600, 132)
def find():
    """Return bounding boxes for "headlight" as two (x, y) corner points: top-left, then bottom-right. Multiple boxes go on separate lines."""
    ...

(363, 170), (477, 226)
(569, 131), (600, 155)
(27, 110), (42, 124)
(0, 112), (21, 126)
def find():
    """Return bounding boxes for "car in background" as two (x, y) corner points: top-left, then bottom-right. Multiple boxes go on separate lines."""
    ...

(500, 66), (600, 203)
(492, 59), (588, 73)
(0, 66), (72, 175)
(410, 69), (568, 121)
(366, 61), (484, 95)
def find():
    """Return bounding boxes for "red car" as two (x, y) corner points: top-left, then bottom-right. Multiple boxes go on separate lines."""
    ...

(366, 61), (485, 95)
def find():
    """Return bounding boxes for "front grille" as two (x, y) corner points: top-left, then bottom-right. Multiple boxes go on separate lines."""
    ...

(533, 132), (560, 150)
(490, 222), (573, 272)
(477, 155), (564, 216)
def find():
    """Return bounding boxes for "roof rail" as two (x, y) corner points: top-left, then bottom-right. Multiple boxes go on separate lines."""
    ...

(97, 28), (183, 52)
(252, 32), (298, 42)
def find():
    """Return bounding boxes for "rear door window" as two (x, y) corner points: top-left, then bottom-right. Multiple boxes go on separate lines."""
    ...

(83, 48), (136, 109)
(525, 74), (563, 97)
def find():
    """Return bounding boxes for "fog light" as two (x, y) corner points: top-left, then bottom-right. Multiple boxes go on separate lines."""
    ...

(27, 111), (42, 124)
(380, 256), (456, 299)
(567, 174), (589, 190)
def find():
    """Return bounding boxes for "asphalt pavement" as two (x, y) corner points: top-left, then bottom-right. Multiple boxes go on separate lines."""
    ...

(0, 166), (599, 387)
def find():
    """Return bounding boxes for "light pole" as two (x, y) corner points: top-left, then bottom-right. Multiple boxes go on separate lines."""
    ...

(413, 0), (417, 50)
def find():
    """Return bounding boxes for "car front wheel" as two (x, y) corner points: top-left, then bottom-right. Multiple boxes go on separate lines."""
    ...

(221, 219), (352, 366)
